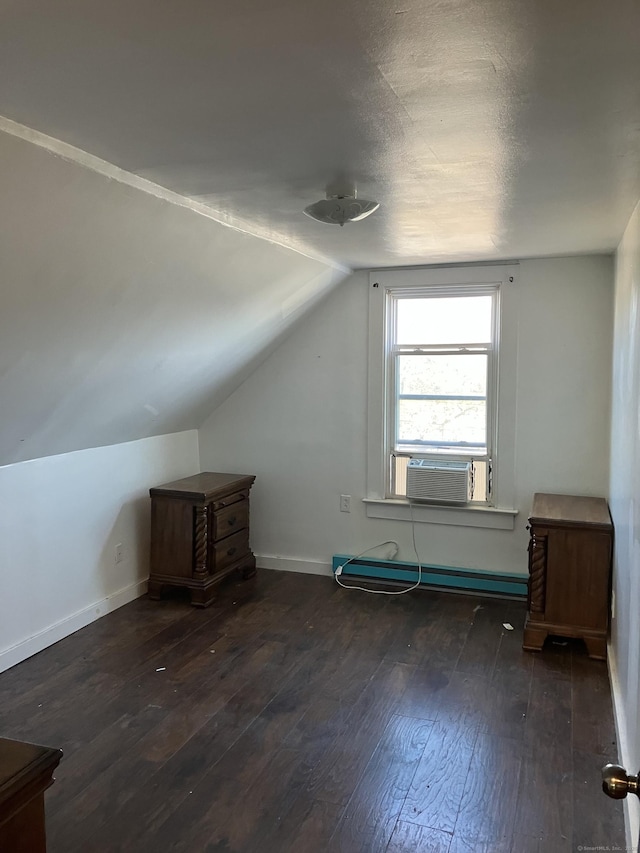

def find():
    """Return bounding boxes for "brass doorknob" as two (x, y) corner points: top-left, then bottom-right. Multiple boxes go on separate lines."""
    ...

(602, 763), (640, 799)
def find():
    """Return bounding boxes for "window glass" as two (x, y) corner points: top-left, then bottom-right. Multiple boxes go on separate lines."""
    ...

(396, 352), (487, 449)
(396, 295), (493, 345)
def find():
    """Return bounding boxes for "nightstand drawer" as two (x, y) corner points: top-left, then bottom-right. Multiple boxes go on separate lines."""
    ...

(212, 500), (248, 541)
(212, 529), (250, 574)
(212, 489), (250, 511)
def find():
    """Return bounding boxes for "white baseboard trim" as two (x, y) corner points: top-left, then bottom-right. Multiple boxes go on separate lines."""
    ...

(257, 555), (333, 577)
(0, 579), (148, 674)
(608, 643), (639, 850)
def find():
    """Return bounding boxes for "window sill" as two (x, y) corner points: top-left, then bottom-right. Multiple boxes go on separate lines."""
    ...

(363, 498), (518, 530)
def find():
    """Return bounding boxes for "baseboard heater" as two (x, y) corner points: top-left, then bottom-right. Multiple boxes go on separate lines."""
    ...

(332, 554), (527, 599)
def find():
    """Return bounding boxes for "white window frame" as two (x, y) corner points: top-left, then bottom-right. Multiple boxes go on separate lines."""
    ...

(366, 264), (519, 530)
(387, 283), (498, 502)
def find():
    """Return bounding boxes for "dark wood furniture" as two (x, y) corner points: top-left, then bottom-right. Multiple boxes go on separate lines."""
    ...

(149, 471), (256, 607)
(0, 738), (62, 853)
(523, 492), (613, 660)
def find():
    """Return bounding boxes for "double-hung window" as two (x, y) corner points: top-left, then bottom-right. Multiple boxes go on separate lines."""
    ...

(388, 285), (497, 503)
(367, 264), (517, 522)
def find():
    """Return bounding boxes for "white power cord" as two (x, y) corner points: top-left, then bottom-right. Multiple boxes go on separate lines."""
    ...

(334, 501), (423, 596)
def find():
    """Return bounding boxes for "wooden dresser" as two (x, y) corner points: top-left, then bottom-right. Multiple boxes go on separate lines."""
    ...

(523, 492), (613, 660)
(0, 738), (62, 853)
(149, 471), (256, 607)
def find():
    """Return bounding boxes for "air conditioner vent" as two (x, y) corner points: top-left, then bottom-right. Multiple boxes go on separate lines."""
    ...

(406, 459), (472, 505)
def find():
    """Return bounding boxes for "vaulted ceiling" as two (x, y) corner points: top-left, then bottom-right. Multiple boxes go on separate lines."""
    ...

(1, 0), (639, 269)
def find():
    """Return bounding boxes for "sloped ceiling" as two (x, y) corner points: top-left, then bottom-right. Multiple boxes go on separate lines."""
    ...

(1, 0), (640, 465)
(0, 128), (346, 465)
(0, 0), (639, 268)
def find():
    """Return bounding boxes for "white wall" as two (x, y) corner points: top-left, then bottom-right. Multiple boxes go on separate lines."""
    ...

(0, 123), (346, 466)
(609, 199), (640, 845)
(0, 430), (199, 673)
(199, 255), (613, 577)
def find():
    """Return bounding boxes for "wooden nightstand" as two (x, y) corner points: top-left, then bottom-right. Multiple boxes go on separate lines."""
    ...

(148, 471), (256, 607)
(523, 492), (612, 660)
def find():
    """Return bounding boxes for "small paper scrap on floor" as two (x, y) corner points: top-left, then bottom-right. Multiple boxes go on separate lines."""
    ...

(155, 667), (166, 672)
(502, 623), (514, 631)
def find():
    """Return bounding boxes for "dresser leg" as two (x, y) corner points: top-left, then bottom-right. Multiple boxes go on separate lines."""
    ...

(190, 585), (216, 608)
(583, 635), (607, 661)
(523, 624), (548, 652)
(241, 562), (257, 580)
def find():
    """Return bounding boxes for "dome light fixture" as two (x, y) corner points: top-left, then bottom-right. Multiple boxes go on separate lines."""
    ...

(303, 188), (379, 227)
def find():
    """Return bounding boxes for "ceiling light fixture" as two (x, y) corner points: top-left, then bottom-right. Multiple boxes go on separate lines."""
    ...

(303, 188), (379, 227)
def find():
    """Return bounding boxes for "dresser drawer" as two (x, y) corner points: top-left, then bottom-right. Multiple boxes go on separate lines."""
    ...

(212, 489), (250, 511)
(212, 529), (250, 574)
(212, 500), (248, 541)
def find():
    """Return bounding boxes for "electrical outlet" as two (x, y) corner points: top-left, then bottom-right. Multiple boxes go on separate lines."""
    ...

(115, 543), (123, 564)
(340, 495), (351, 513)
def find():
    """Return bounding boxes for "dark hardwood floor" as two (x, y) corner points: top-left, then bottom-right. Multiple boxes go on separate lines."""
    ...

(0, 570), (625, 852)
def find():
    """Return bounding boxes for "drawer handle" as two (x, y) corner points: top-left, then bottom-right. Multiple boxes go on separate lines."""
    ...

(227, 517), (237, 526)
(227, 546), (237, 557)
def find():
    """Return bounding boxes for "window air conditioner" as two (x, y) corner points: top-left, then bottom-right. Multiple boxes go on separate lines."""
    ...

(406, 458), (472, 505)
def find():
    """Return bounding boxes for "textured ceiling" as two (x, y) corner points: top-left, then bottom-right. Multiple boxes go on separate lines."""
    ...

(0, 0), (639, 268)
